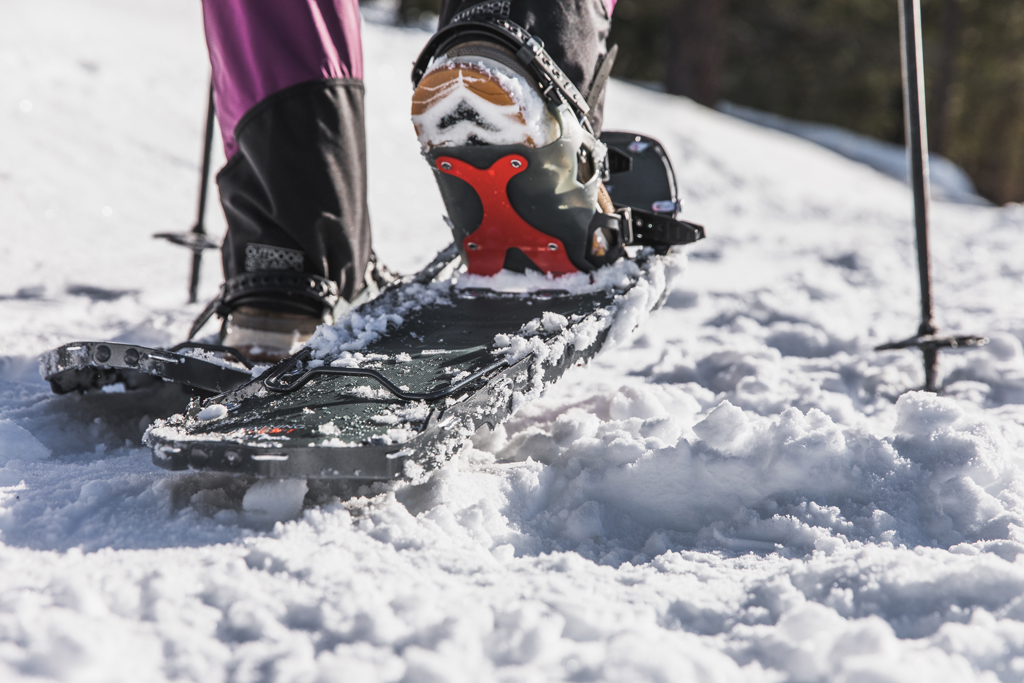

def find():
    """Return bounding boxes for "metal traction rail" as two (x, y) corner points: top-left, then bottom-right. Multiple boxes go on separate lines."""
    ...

(263, 348), (511, 402)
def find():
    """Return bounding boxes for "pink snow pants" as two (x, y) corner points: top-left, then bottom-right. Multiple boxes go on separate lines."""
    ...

(200, 0), (617, 158)
(201, 0), (364, 158)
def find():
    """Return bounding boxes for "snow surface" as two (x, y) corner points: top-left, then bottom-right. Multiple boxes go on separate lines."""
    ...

(4, 1), (1024, 680)
(718, 101), (988, 206)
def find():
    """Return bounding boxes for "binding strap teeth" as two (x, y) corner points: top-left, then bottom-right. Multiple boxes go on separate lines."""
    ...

(450, 0), (510, 24)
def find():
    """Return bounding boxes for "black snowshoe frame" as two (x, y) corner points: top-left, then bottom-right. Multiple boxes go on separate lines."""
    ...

(146, 245), (637, 480)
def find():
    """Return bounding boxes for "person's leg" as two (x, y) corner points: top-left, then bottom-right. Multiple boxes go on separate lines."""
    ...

(200, 0), (371, 356)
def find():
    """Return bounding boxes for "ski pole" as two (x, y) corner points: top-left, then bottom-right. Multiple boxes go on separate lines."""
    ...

(875, 0), (984, 391)
(903, 0), (938, 388)
(189, 81), (217, 303)
(155, 78), (219, 303)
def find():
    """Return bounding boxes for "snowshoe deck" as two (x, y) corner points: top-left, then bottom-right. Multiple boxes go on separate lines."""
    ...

(145, 247), (672, 480)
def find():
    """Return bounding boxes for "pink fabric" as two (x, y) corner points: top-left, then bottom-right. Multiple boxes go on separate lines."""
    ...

(202, 0), (363, 158)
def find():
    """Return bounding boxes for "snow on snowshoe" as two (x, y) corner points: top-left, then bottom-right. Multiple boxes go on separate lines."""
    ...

(144, 245), (690, 480)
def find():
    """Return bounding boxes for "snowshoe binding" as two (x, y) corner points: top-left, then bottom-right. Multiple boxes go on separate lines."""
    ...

(143, 127), (705, 480)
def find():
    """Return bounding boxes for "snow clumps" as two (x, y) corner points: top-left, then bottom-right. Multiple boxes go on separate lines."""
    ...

(479, 386), (1024, 560)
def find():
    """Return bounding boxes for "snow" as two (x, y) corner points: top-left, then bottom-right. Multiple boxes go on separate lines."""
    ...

(195, 404), (228, 422)
(3, 0), (1024, 681)
(241, 479), (309, 529)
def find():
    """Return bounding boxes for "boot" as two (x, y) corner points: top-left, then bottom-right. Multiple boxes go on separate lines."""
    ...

(411, 16), (623, 276)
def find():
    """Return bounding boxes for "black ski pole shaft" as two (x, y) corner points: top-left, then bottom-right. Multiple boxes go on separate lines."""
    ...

(899, 0), (938, 390)
(875, 0), (987, 392)
(189, 80), (216, 304)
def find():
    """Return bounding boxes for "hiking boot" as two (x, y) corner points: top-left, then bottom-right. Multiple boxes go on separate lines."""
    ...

(198, 255), (396, 364)
(412, 38), (623, 276)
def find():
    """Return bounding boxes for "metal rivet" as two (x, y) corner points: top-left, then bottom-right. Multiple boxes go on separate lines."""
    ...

(440, 161), (452, 171)
(94, 345), (111, 363)
(124, 348), (140, 367)
(511, 159), (522, 168)
(467, 242), (480, 250)
(548, 243), (558, 251)
(189, 448), (209, 466)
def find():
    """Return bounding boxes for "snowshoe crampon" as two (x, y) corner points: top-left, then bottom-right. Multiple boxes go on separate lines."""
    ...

(41, 341), (255, 396)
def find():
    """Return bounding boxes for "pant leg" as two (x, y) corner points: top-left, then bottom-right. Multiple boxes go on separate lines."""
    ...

(437, 0), (615, 134)
(202, 0), (371, 310)
(203, 0), (364, 159)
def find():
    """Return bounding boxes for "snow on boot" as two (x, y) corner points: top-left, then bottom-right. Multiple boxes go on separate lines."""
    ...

(412, 30), (624, 277)
(411, 41), (560, 150)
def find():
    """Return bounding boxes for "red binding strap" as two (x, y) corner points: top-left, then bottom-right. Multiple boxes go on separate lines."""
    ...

(436, 154), (579, 276)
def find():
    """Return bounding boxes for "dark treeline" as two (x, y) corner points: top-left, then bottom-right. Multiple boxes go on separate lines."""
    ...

(393, 0), (1024, 204)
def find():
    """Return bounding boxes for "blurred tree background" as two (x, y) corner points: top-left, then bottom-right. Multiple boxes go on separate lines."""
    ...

(391, 0), (1024, 204)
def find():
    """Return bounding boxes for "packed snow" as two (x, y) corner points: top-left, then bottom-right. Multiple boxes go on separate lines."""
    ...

(3, 1), (1024, 681)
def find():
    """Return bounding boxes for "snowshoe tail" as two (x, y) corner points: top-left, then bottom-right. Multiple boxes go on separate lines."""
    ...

(41, 341), (254, 395)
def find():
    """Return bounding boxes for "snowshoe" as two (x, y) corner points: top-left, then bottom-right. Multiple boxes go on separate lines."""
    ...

(144, 243), (692, 480)
(144, 131), (705, 480)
